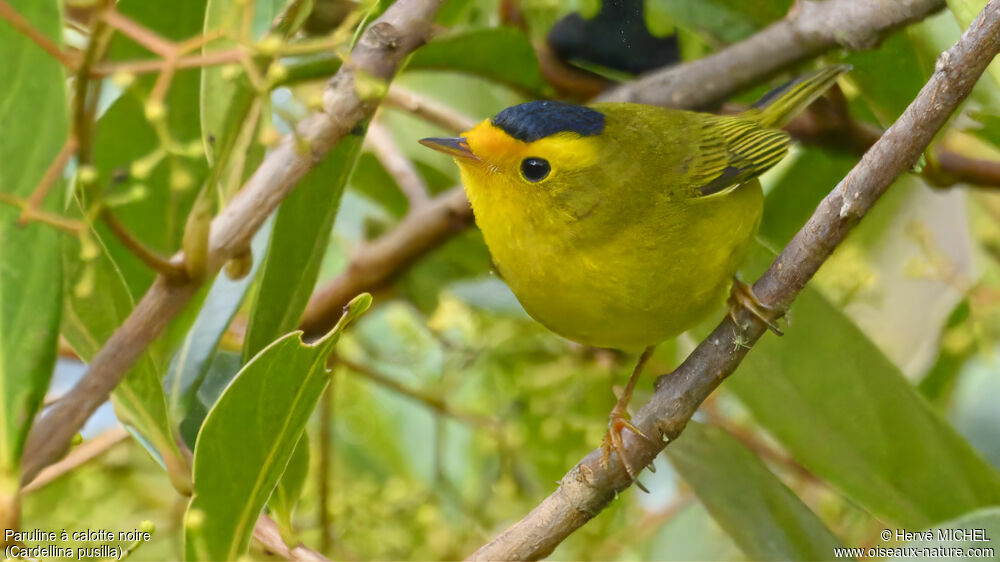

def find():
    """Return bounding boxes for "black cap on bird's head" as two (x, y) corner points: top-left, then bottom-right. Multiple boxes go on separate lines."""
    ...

(420, 101), (606, 163)
(490, 101), (606, 142)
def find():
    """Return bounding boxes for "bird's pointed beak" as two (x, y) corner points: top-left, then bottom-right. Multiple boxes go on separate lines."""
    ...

(419, 137), (479, 161)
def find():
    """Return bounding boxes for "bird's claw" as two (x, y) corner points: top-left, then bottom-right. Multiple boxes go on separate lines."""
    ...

(728, 277), (784, 336)
(600, 407), (655, 493)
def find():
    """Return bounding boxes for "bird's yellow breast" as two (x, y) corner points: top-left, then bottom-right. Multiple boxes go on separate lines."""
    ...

(456, 115), (763, 350)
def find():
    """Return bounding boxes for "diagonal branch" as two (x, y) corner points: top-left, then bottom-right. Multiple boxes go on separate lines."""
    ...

(470, 2), (1000, 559)
(365, 120), (432, 209)
(19, 0), (446, 485)
(597, 0), (946, 107)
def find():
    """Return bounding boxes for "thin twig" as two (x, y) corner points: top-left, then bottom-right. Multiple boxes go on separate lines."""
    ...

(384, 86), (478, 133)
(762, 88), (1000, 188)
(73, 4), (113, 166)
(20, 427), (130, 494)
(933, 147), (1000, 187)
(365, 120), (432, 209)
(470, 2), (1000, 558)
(338, 356), (499, 429)
(18, 136), (78, 226)
(0, 0), (78, 68)
(90, 49), (243, 76)
(101, 209), (189, 280)
(0, 193), (85, 234)
(20, 0), (445, 487)
(102, 9), (175, 57)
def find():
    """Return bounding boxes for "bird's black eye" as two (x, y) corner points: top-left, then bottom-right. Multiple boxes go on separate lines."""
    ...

(520, 157), (551, 183)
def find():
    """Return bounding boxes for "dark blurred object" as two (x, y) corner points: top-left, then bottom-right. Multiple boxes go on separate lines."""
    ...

(304, 0), (357, 35)
(547, 0), (678, 75)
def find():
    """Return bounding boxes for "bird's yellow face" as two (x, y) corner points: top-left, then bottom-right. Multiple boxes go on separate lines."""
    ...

(420, 102), (610, 235)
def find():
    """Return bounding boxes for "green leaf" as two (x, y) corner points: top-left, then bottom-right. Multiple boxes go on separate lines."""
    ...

(408, 27), (549, 96)
(0, 0), (66, 483)
(184, 294), (371, 561)
(951, 352), (1000, 470)
(166, 218), (273, 421)
(269, 432), (310, 538)
(243, 136), (363, 361)
(845, 30), (929, 126)
(946, 0), (1000, 94)
(643, 502), (744, 560)
(900, 507), (1000, 560)
(61, 232), (190, 494)
(667, 422), (844, 560)
(646, 0), (790, 45)
(728, 288), (1000, 529)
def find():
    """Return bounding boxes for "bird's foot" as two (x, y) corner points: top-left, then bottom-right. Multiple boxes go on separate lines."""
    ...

(728, 277), (784, 336)
(600, 403), (656, 493)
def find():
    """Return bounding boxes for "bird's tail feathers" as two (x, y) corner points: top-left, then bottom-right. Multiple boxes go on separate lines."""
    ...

(747, 64), (851, 128)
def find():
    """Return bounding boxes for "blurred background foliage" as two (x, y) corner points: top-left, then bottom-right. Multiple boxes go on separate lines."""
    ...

(4, 0), (1000, 559)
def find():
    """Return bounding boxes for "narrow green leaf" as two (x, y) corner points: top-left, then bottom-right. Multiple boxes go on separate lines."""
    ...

(166, 218), (273, 421)
(407, 28), (549, 96)
(0, 0), (66, 483)
(728, 288), (1000, 529)
(269, 432), (310, 538)
(61, 233), (190, 493)
(184, 294), (371, 561)
(667, 422), (843, 560)
(845, 31), (929, 126)
(243, 136), (363, 361)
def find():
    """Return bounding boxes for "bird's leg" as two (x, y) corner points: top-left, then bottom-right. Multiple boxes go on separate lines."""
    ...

(601, 345), (657, 492)
(728, 277), (784, 336)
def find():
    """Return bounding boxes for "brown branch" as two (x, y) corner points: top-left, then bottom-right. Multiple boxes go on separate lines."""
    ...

(90, 48), (244, 77)
(932, 147), (1000, 187)
(102, 9), (175, 57)
(20, 427), (130, 494)
(0, 193), (85, 234)
(597, 0), (946, 107)
(19, 0), (445, 485)
(0, 0), (79, 68)
(18, 136), (78, 226)
(470, 2), (1000, 559)
(365, 120), (432, 208)
(299, 186), (473, 337)
(338, 356), (499, 429)
(384, 86), (478, 133)
(533, 40), (609, 101)
(768, 87), (1000, 188)
(101, 209), (189, 280)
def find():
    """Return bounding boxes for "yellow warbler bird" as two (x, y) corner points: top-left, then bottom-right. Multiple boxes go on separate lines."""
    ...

(421, 66), (847, 486)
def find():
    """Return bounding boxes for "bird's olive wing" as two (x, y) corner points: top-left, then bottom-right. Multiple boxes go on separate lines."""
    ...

(688, 115), (790, 197)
